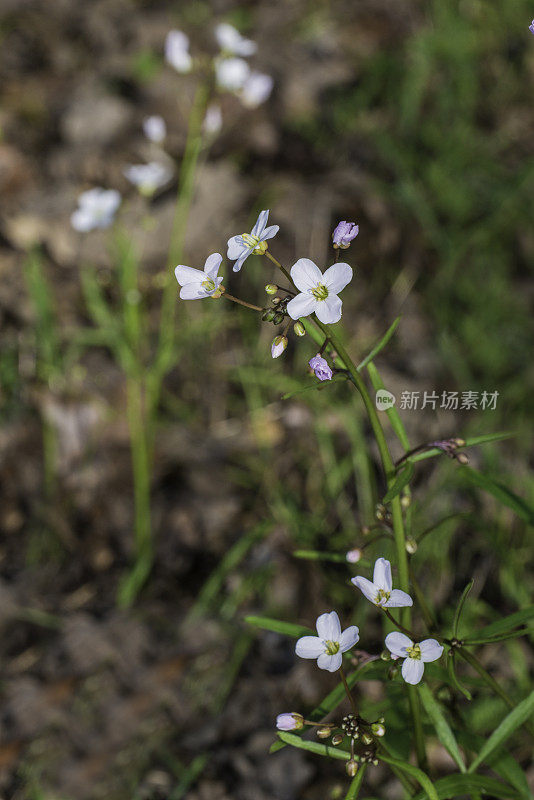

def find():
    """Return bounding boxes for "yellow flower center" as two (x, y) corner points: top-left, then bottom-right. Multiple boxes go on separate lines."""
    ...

(324, 640), (340, 655)
(375, 588), (391, 604)
(242, 233), (268, 255)
(311, 284), (329, 301)
(406, 644), (421, 660)
(201, 278), (216, 292)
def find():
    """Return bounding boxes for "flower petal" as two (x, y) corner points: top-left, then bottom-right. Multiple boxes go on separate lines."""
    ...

(373, 558), (392, 592)
(71, 208), (96, 232)
(317, 652), (343, 672)
(419, 639), (444, 663)
(323, 262), (353, 294)
(251, 209), (269, 237)
(260, 224), (279, 241)
(314, 295), (342, 324)
(179, 283), (209, 299)
(401, 657), (425, 685)
(204, 252), (223, 278)
(175, 265), (204, 286)
(295, 636), (325, 659)
(385, 631), (412, 657)
(232, 250), (251, 272)
(339, 626), (360, 652)
(227, 235), (246, 260)
(316, 611), (341, 641)
(287, 293), (317, 320)
(384, 590), (413, 608)
(290, 258), (323, 292)
(351, 576), (377, 604)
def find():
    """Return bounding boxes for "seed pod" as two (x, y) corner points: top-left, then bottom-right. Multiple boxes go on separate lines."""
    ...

(346, 760), (358, 777)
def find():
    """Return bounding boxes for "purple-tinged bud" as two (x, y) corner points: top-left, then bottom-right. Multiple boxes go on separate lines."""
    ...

(346, 548), (362, 564)
(530, 19), (534, 34)
(276, 712), (304, 731)
(332, 220), (359, 249)
(308, 354), (333, 381)
(271, 335), (288, 359)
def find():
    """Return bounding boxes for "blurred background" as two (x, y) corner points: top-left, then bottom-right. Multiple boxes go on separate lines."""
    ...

(0, 0), (533, 798)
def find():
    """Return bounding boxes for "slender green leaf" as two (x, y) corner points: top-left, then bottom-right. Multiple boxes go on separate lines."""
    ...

(282, 374), (348, 400)
(276, 731), (350, 761)
(447, 653), (472, 701)
(345, 764), (367, 799)
(356, 317), (401, 372)
(464, 629), (530, 646)
(468, 690), (534, 773)
(452, 580), (473, 638)
(412, 774), (520, 800)
(367, 362), (410, 449)
(245, 615), (313, 638)
(459, 467), (534, 525)
(475, 606), (534, 639)
(383, 462), (414, 503)
(456, 730), (531, 799)
(378, 753), (438, 800)
(406, 433), (514, 464)
(418, 684), (466, 772)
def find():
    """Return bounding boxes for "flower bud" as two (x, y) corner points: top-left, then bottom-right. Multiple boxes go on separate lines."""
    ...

(262, 309), (276, 322)
(400, 494), (411, 509)
(316, 726), (333, 739)
(375, 504), (386, 521)
(361, 732), (374, 745)
(265, 284), (278, 295)
(452, 438), (466, 447)
(332, 221), (359, 250)
(331, 733), (344, 746)
(361, 525), (371, 536)
(371, 722), (386, 737)
(276, 712), (304, 731)
(387, 664), (399, 680)
(293, 321), (306, 337)
(271, 335), (288, 359)
(272, 312), (285, 325)
(346, 548), (362, 564)
(405, 537), (418, 554)
(456, 452), (469, 465)
(346, 759), (359, 777)
(272, 296), (281, 305)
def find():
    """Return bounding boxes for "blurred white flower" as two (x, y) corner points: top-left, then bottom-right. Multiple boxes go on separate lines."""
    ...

(352, 557), (413, 608)
(241, 72), (273, 108)
(165, 30), (192, 73)
(203, 104), (223, 136)
(175, 253), (224, 300)
(295, 611), (359, 672)
(215, 22), (257, 56)
(216, 57), (250, 91)
(385, 632), (443, 685)
(70, 188), (121, 232)
(123, 162), (173, 196)
(143, 115), (166, 143)
(227, 209), (279, 272)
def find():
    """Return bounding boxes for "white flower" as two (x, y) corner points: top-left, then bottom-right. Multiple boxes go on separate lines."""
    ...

(385, 632), (443, 685)
(70, 188), (121, 232)
(215, 22), (257, 57)
(165, 30), (192, 73)
(216, 57), (250, 91)
(174, 253), (224, 300)
(203, 104), (223, 136)
(123, 162), (173, 196)
(143, 115), (166, 143)
(241, 71), (273, 108)
(351, 557), (413, 608)
(227, 209), (279, 272)
(295, 611), (359, 672)
(287, 259), (352, 324)
(346, 549), (362, 564)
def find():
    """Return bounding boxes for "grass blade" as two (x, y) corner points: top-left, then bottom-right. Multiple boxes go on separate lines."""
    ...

(356, 316), (401, 372)
(452, 580), (473, 638)
(383, 462), (414, 503)
(245, 615), (313, 638)
(459, 467), (534, 525)
(468, 690), (534, 773)
(418, 684), (466, 772)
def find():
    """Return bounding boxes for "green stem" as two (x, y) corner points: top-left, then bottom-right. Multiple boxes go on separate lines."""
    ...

(339, 665), (359, 715)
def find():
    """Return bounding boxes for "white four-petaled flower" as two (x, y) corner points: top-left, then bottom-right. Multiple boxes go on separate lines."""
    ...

(287, 259), (352, 324)
(124, 162), (173, 196)
(175, 253), (224, 299)
(71, 188), (121, 232)
(227, 210), (279, 272)
(215, 23), (257, 56)
(165, 30), (192, 73)
(241, 72), (273, 108)
(295, 611), (359, 672)
(385, 632), (443, 685)
(143, 115), (166, 143)
(215, 57), (250, 91)
(351, 557), (413, 608)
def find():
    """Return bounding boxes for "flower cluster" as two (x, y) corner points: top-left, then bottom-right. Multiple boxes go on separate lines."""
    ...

(174, 207), (360, 380)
